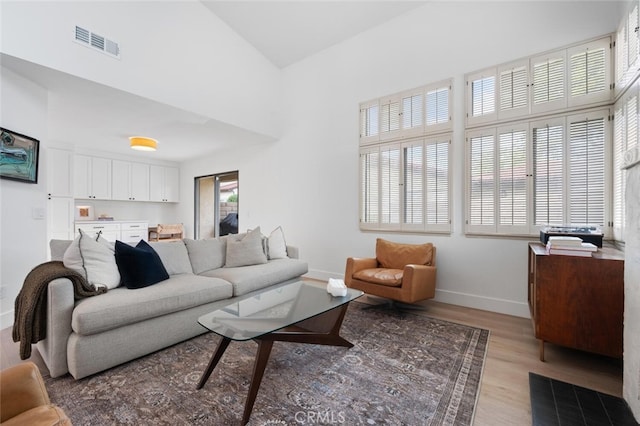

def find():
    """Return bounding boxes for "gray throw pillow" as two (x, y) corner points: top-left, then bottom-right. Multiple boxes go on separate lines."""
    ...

(184, 238), (226, 274)
(148, 240), (193, 275)
(225, 227), (268, 268)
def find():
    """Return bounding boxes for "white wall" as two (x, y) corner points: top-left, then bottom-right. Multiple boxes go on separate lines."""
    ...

(181, 1), (620, 317)
(0, 67), (49, 328)
(1, 1), (283, 139)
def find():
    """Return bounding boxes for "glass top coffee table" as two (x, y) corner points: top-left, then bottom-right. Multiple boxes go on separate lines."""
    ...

(196, 280), (363, 425)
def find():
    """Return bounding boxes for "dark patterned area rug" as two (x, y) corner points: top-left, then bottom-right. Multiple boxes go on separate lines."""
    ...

(45, 303), (489, 425)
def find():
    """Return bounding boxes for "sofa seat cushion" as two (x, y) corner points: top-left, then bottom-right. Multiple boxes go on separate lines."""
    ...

(353, 268), (403, 286)
(200, 258), (308, 296)
(72, 275), (233, 335)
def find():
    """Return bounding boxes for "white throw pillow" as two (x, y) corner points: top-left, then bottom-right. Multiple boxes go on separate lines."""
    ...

(268, 226), (288, 259)
(63, 229), (120, 289)
(225, 227), (268, 268)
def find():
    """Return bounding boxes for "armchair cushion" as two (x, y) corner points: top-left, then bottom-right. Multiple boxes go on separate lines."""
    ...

(376, 239), (433, 269)
(0, 362), (70, 425)
(353, 268), (403, 286)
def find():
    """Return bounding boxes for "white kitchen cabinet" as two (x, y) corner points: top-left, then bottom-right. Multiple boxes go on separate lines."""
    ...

(48, 197), (74, 240)
(74, 155), (112, 200)
(75, 221), (148, 243)
(149, 165), (179, 202)
(120, 222), (149, 243)
(47, 148), (73, 197)
(75, 222), (120, 242)
(112, 161), (150, 201)
(47, 148), (74, 241)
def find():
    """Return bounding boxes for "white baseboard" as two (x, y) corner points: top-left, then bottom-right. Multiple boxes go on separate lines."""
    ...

(434, 289), (530, 319)
(307, 268), (530, 319)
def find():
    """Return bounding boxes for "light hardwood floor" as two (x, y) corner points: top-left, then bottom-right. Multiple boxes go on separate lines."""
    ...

(1, 297), (622, 426)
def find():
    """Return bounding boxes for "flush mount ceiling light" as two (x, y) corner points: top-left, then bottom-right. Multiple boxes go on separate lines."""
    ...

(129, 136), (157, 151)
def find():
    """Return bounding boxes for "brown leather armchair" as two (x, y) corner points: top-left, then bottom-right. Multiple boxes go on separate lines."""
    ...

(0, 362), (71, 426)
(345, 238), (436, 308)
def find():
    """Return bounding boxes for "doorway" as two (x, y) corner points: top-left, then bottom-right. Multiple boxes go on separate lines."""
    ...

(194, 171), (238, 239)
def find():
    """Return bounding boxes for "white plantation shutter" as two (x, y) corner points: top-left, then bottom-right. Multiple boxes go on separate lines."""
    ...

(467, 130), (496, 232)
(401, 91), (424, 135)
(360, 147), (380, 228)
(402, 141), (424, 228)
(498, 61), (529, 119)
(531, 51), (566, 114)
(567, 114), (606, 226)
(380, 145), (401, 227)
(425, 137), (451, 232)
(358, 80), (453, 234)
(613, 103), (626, 241)
(426, 80), (452, 132)
(616, 22), (628, 91)
(497, 125), (528, 233)
(568, 38), (612, 107)
(360, 101), (379, 144)
(380, 97), (401, 140)
(532, 120), (565, 226)
(467, 69), (497, 125)
(629, 4), (639, 74)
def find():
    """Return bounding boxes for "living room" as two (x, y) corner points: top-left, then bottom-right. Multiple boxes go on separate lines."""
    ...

(1, 1), (637, 424)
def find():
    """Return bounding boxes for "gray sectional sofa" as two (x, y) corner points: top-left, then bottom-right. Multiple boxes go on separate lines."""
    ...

(40, 236), (308, 379)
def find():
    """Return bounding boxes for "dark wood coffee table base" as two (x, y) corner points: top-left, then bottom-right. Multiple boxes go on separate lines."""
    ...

(197, 303), (354, 425)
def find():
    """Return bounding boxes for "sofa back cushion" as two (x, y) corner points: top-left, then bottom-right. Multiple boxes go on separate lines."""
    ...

(184, 238), (226, 274)
(376, 238), (434, 269)
(148, 241), (193, 275)
(50, 239), (72, 261)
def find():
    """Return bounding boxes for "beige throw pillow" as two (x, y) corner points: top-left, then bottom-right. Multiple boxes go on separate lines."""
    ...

(267, 226), (288, 259)
(225, 227), (268, 268)
(63, 229), (120, 289)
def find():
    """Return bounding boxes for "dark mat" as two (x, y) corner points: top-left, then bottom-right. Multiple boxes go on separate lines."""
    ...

(529, 372), (638, 426)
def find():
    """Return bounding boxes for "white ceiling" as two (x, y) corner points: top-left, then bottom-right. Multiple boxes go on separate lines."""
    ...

(3, 1), (426, 162)
(201, 1), (427, 68)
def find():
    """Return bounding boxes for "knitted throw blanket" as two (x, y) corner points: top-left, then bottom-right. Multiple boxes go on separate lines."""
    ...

(12, 260), (107, 360)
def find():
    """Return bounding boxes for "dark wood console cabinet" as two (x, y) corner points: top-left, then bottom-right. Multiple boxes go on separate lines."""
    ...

(528, 242), (624, 361)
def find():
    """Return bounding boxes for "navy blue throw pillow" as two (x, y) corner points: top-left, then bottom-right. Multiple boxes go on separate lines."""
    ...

(114, 240), (169, 289)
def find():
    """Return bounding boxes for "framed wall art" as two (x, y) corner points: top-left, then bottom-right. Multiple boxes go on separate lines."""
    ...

(0, 127), (40, 184)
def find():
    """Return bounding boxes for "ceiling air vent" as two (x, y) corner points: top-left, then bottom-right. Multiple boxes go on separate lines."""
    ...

(74, 25), (120, 59)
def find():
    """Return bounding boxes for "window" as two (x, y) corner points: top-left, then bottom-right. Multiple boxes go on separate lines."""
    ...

(532, 120), (565, 227)
(498, 61), (529, 119)
(465, 35), (613, 237)
(359, 79), (452, 233)
(359, 100), (379, 144)
(467, 70), (497, 125)
(465, 109), (610, 236)
(531, 50), (566, 114)
(467, 36), (612, 128)
(612, 87), (638, 241)
(616, 2), (640, 95)
(359, 136), (451, 233)
(567, 38), (611, 108)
